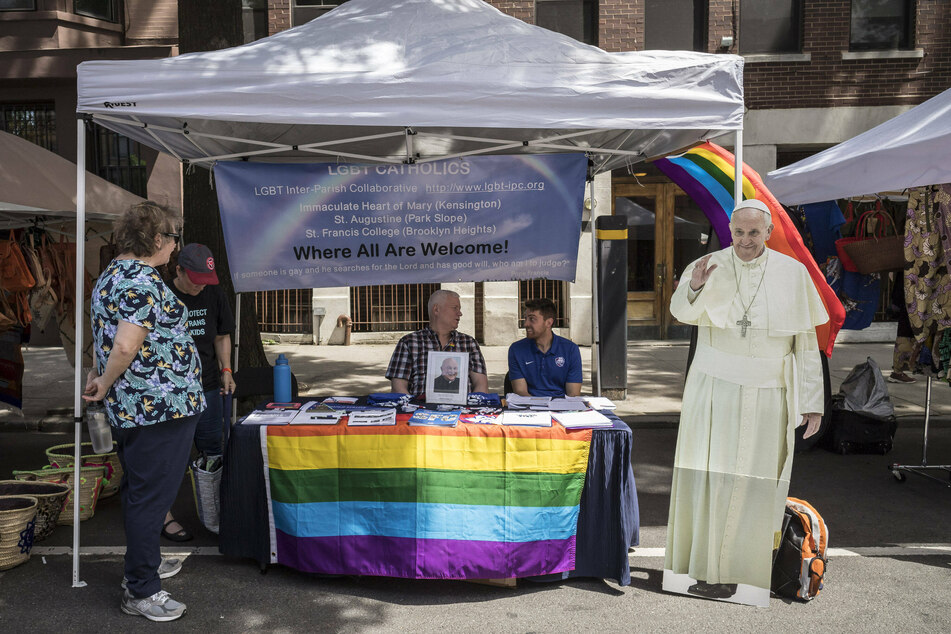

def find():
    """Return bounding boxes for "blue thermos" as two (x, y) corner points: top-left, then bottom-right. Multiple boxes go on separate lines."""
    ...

(273, 353), (292, 402)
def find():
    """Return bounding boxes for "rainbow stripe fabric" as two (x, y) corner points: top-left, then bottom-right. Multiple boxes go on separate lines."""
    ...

(654, 141), (845, 355)
(262, 417), (593, 579)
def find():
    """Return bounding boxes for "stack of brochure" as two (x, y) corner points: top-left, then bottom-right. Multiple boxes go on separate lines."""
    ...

(241, 403), (302, 425)
(464, 414), (501, 425)
(582, 396), (617, 410)
(545, 397), (588, 411)
(500, 411), (552, 427)
(347, 409), (397, 426)
(551, 410), (614, 429)
(322, 396), (358, 405)
(409, 410), (461, 427)
(291, 401), (344, 425)
(505, 394), (551, 409)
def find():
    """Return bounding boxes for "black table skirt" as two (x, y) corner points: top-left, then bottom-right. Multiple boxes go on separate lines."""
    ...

(219, 415), (639, 585)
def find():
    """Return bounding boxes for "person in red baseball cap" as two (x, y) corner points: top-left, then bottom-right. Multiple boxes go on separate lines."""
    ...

(177, 242), (220, 285)
(161, 243), (236, 542)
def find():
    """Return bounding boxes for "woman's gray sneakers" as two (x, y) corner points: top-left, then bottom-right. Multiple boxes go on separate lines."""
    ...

(120, 557), (182, 590)
(121, 590), (186, 622)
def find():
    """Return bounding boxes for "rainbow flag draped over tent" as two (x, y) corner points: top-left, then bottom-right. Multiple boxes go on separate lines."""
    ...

(263, 419), (592, 579)
(654, 141), (845, 355)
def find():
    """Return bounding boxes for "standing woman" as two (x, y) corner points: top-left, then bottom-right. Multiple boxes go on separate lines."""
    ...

(84, 201), (205, 622)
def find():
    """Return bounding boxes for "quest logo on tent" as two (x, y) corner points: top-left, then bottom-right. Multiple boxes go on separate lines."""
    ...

(103, 101), (136, 108)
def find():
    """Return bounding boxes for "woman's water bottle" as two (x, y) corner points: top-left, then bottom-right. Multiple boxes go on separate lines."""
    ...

(86, 404), (113, 454)
(273, 353), (292, 403)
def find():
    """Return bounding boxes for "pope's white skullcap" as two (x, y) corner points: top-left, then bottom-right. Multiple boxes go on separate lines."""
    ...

(733, 198), (772, 218)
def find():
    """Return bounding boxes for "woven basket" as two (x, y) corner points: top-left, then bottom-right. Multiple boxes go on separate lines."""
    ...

(45, 442), (122, 498)
(12, 466), (105, 524)
(0, 480), (69, 541)
(0, 496), (37, 571)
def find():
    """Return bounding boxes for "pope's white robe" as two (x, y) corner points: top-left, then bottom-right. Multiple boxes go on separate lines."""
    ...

(663, 246), (828, 606)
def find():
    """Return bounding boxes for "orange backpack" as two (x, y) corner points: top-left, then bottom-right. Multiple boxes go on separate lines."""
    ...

(771, 497), (828, 601)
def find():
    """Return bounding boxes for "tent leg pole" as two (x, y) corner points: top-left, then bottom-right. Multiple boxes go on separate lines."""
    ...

(734, 129), (744, 206)
(589, 178), (601, 397)
(73, 118), (87, 589)
(232, 293), (241, 426)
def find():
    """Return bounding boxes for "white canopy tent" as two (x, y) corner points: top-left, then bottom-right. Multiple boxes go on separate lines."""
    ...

(70, 0), (746, 586)
(765, 86), (951, 205)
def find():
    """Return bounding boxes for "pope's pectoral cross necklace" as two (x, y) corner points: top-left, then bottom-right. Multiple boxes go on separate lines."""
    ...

(732, 253), (767, 338)
(736, 313), (751, 337)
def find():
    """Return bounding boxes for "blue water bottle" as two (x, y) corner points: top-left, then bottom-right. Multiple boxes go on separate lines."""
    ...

(273, 353), (292, 403)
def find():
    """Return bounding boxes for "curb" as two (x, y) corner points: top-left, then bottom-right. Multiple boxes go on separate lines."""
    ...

(0, 414), (75, 433)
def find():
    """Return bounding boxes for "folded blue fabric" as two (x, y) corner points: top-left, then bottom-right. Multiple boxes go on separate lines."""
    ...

(467, 392), (502, 407)
(367, 393), (411, 407)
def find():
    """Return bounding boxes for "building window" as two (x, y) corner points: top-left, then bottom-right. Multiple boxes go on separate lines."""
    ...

(74, 0), (118, 22)
(645, 0), (706, 51)
(350, 284), (440, 333)
(88, 128), (147, 197)
(850, 0), (912, 51)
(739, 0), (802, 54)
(518, 280), (569, 328)
(292, 0), (348, 27)
(0, 103), (56, 151)
(0, 0), (35, 11)
(535, 0), (598, 46)
(255, 289), (313, 334)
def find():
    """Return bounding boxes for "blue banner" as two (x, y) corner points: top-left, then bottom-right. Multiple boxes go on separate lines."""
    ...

(213, 155), (586, 292)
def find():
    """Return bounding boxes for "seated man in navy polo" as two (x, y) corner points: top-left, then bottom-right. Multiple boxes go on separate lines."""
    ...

(508, 298), (582, 398)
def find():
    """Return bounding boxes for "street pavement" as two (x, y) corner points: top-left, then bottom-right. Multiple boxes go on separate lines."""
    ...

(1, 340), (949, 632)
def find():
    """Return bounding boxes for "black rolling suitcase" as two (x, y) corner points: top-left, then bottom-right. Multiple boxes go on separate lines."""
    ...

(827, 408), (897, 454)
(824, 356), (897, 454)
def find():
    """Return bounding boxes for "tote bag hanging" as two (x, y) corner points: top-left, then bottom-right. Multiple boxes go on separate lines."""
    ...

(835, 205), (905, 274)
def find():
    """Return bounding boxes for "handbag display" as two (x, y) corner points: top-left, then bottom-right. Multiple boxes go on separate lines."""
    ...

(834, 203), (905, 274)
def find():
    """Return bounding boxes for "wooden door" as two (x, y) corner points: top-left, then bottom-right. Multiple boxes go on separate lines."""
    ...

(613, 182), (711, 338)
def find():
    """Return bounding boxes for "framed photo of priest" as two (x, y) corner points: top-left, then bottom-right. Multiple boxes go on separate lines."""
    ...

(425, 351), (468, 405)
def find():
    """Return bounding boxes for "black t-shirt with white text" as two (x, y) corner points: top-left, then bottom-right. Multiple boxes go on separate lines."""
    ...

(172, 283), (235, 391)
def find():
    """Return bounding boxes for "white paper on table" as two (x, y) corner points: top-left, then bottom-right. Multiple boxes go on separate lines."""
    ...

(347, 409), (397, 426)
(291, 401), (344, 425)
(551, 409), (614, 429)
(501, 411), (552, 427)
(322, 396), (358, 405)
(466, 414), (501, 425)
(242, 409), (299, 425)
(505, 394), (552, 409)
(540, 397), (588, 411)
(583, 396), (617, 410)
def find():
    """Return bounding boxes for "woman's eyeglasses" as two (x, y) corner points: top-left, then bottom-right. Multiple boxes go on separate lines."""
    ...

(163, 232), (181, 245)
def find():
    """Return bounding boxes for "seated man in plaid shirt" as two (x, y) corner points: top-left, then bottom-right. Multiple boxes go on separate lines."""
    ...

(386, 289), (488, 395)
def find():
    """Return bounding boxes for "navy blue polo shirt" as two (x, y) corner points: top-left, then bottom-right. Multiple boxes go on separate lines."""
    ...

(507, 334), (583, 398)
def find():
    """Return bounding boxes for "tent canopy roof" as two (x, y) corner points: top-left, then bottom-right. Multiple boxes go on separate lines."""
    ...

(76, 0), (743, 173)
(765, 86), (951, 205)
(0, 130), (144, 225)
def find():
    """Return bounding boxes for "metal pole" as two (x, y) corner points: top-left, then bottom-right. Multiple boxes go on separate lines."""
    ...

(232, 293), (241, 426)
(72, 118), (87, 588)
(922, 375), (932, 466)
(734, 129), (744, 206)
(589, 178), (601, 396)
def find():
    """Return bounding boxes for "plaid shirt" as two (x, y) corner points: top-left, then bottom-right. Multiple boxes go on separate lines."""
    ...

(385, 326), (487, 395)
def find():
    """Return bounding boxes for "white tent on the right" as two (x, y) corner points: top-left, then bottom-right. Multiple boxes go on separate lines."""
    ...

(765, 86), (951, 205)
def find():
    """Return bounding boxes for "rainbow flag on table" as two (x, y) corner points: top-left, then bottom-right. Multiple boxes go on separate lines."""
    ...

(262, 418), (593, 579)
(654, 141), (845, 355)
